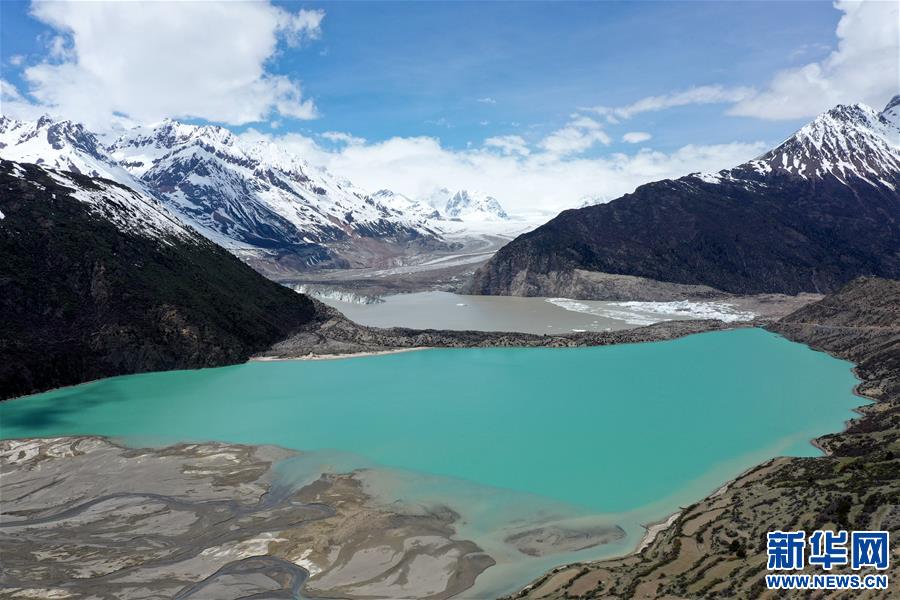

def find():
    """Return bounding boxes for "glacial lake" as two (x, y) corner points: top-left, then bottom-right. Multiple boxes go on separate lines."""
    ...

(318, 290), (755, 334)
(0, 328), (860, 597)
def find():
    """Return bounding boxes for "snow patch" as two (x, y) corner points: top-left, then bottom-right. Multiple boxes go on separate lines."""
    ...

(546, 298), (755, 326)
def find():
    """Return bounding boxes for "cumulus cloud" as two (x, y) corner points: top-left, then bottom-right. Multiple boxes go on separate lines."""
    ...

(241, 129), (766, 216)
(484, 135), (530, 156)
(730, 0), (899, 119)
(539, 115), (612, 156)
(14, 1), (323, 129)
(477, 97), (497, 104)
(589, 86), (755, 120)
(622, 131), (652, 144)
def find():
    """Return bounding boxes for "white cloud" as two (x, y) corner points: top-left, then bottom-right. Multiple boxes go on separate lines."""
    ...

(582, 1), (896, 123)
(321, 131), (366, 146)
(1, 80), (24, 102)
(14, 1), (323, 129)
(590, 85), (756, 120)
(477, 97), (497, 104)
(241, 129), (766, 216)
(622, 131), (652, 144)
(8, 54), (25, 66)
(730, 0), (899, 119)
(484, 135), (530, 156)
(539, 115), (611, 156)
(277, 8), (325, 46)
(425, 117), (452, 128)
(0, 79), (46, 121)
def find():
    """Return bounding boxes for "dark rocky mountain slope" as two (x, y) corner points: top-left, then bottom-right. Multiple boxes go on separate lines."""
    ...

(0, 160), (317, 400)
(469, 98), (900, 299)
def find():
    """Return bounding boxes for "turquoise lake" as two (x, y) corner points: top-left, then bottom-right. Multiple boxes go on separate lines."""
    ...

(0, 328), (861, 596)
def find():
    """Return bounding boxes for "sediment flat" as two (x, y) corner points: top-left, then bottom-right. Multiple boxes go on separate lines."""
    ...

(0, 437), (494, 600)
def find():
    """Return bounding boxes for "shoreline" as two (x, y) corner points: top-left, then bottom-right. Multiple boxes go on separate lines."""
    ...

(506, 277), (900, 598)
(636, 511), (681, 553)
(506, 328), (876, 598)
(2, 317), (742, 402)
(2, 329), (875, 600)
(251, 347), (430, 362)
(258, 297), (753, 361)
(6, 284), (888, 599)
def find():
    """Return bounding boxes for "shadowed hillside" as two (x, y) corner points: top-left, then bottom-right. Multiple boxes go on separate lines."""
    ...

(0, 160), (317, 400)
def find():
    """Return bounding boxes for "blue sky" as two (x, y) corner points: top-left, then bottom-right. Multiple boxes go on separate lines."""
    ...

(1, 1), (896, 213)
(270, 1), (839, 152)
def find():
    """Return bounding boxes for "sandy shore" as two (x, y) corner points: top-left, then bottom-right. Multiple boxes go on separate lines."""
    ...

(636, 512), (681, 553)
(251, 347), (430, 361)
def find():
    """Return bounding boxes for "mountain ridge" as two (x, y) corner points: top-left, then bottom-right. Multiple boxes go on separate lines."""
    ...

(0, 159), (319, 399)
(468, 97), (900, 298)
(0, 116), (448, 270)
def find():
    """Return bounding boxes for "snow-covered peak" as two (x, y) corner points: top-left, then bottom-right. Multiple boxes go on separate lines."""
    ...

(108, 120), (242, 177)
(107, 119), (444, 256)
(751, 101), (900, 186)
(880, 94), (900, 129)
(2, 116), (445, 265)
(0, 116), (140, 188)
(687, 101), (900, 190)
(2, 160), (195, 244)
(442, 189), (510, 221)
(371, 189), (442, 220)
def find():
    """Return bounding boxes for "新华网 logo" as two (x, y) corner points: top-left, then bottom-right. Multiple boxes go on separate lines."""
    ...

(765, 530), (890, 591)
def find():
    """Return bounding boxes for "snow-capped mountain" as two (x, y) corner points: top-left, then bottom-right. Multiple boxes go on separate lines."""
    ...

(471, 97), (900, 298)
(0, 116), (445, 269)
(371, 189), (442, 221)
(3, 159), (193, 243)
(376, 187), (535, 239)
(692, 96), (900, 190)
(432, 189), (510, 221)
(108, 120), (444, 264)
(1, 158), (320, 400)
(0, 116), (142, 190)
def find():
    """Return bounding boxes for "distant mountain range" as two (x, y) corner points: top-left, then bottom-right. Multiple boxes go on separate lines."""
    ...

(0, 116), (514, 271)
(0, 158), (320, 399)
(469, 97), (900, 299)
(442, 189), (510, 221)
